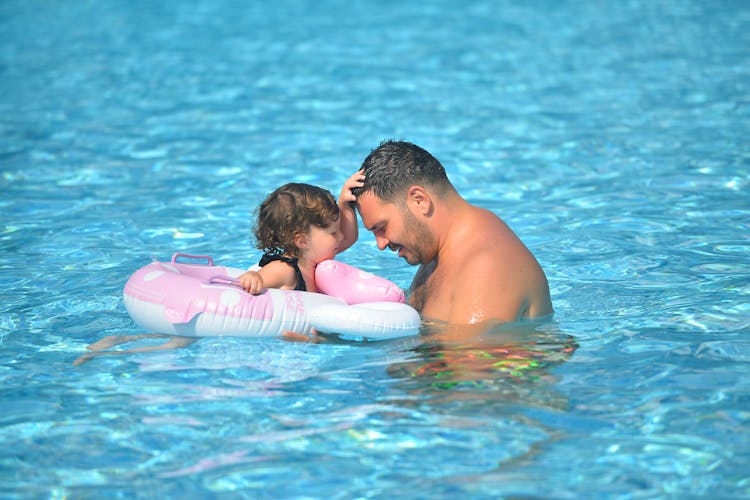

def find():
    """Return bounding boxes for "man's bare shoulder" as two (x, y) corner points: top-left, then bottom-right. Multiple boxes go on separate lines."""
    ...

(451, 245), (504, 282)
(452, 208), (523, 261)
(448, 207), (552, 321)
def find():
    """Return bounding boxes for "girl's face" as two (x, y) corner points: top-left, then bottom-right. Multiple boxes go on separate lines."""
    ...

(300, 218), (343, 265)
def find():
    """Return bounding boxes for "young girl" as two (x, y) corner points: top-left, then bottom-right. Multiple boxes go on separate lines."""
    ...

(74, 172), (365, 364)
(239, 175), (362, 295)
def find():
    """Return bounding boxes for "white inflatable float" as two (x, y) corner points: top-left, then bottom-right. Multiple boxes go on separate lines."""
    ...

(123, 253), (421, 340)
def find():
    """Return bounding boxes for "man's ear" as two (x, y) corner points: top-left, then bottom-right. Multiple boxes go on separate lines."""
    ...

(406, 185), (433, 216)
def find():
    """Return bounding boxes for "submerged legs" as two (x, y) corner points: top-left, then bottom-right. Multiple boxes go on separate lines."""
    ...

(73, 334), (197, 366)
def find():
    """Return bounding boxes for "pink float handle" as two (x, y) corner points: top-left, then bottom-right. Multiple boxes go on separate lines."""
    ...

(171, 253), (215, 266)
(207, 275), (242, 288)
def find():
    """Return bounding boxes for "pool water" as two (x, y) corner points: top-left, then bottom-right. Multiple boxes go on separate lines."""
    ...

(1, 0), (749, 498)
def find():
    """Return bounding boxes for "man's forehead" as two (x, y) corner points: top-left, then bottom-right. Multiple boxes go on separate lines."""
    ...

(356, 192), (388, 227)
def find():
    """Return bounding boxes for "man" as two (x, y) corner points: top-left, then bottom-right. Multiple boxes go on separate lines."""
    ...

(351, 140), (553, 332)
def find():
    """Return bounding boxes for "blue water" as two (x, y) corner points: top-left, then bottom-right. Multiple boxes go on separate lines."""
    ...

(2, 0), (749, 497)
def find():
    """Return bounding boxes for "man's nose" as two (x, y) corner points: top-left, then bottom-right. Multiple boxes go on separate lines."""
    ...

(375, 234), (389, 250)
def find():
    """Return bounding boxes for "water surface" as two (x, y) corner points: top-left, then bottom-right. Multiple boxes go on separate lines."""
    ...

(1, 0), (748, 498)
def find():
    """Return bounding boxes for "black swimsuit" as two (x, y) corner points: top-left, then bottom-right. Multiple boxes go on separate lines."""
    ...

(258, 254), (306, 291)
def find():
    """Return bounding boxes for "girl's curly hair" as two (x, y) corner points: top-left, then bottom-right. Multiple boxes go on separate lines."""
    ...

(253, 183), (339, 258)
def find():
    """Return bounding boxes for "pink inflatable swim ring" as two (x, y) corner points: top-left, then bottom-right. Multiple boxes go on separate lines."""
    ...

(123, 253), (420, 340)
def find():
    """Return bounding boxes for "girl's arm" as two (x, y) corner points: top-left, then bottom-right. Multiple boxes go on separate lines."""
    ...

(337, 170), (364, 252)
(239, 260), (298, 294)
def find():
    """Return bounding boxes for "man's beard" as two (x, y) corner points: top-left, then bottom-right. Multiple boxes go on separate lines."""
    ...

(399, 208), (435, 265)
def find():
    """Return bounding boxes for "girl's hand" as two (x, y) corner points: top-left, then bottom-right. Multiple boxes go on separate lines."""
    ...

(238, 270), (264, 294)
(338, 169), (365, 205)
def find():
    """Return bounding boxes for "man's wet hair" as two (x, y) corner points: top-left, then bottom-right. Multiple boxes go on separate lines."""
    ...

(352, 140), (454, 202)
